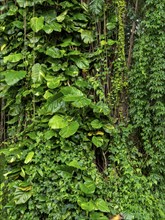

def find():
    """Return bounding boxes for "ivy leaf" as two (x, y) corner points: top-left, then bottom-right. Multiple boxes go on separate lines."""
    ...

(80, 181), (96, 194)
(91, 119), (103, 129)
(24, 152), (34, 164)
(46, 47), (65, 59)
(31, 63), (45, 83)
(49, 115), (68, 129)
(1, 70), (26, 85)
(56, 10), (68, 22)
(80, 29), (94, 44)
(95, 198), (110, 213)
(78, 200), (96, 212)
(92, 136), (104, 148)
(107, 39), (116, 46)
(4, 53), (23, 63)
(30, 17), (44, 32)
(60, 121), (79, 138)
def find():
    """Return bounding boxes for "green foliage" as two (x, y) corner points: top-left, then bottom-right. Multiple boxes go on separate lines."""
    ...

(0, 0), (165, 219)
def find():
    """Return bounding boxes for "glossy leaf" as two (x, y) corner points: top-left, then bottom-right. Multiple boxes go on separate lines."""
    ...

(56, 10), (68, 22)
(80, 181), (96, 194)
(67, 160), (85, 170)
(24, 151), (34, 164)
(65, 65), (79, 77)
(90, 212), (109, 220)
(72, 96), (91, 108)
(30, 17), (44, 32)
(79, 200), (96, 212)
(60, 121), (79, 138)
(49, 115), (68, 129)
(32, 63), (45, 83)
(4, 53), (23, 63)
(92, 136), (104, 148)
(71, 57), (89, 69)
(14, 189), (32, 204)
(1, 70), (26, 85)
(46, 47), (65, 59)
(80, 30), (94, 44)
(95, 198), (110, 212)
(91, 119), (103, 129)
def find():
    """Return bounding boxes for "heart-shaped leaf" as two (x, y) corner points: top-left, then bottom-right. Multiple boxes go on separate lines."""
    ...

(30, 16), (44, 32)
(92, 136), (104, 148)
(60, 121), (79, 138)
(80, 181), (96, 194)
(49, 115), (68, 129)
(95, 198), (110, 213)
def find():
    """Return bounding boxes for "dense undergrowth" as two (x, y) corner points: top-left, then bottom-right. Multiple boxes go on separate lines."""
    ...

(0, 0), (165, 219)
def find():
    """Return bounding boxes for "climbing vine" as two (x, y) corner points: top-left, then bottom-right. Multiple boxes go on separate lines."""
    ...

(0, 0), (165, 219)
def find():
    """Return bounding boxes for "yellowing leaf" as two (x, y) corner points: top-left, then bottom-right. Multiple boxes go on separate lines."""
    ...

(96, 131), (104, 136)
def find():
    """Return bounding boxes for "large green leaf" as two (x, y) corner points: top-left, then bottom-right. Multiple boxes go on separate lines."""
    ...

(65, 65), (79, 77)
(92, 101), (110, 115)
(72, 96), (91, 108)
(59, 121), (79, 138)
(30, 17), (44, 32)
(95, 198), (110, 212)
(90, 212), (108, 220)
(91, 119), (103, 129)
(45, 76), (64, 89)
(61, 86), (83, 97)
(92, 136), (104, 148)
(4, 53), (23, 63)
(14, 189), (32, 204)
(1, 70), (26, 85)
(78, 198), (96, 212)
(71, 56), (89, 69)
(67, 160), (85, 170)
(43, 22), (62, 34)
(46, 47), (65, 59)
(31, 63), (45, 83)
(49, 115), (68, 129)
(40, 99), (65, 115)
(80, 29), (94, 44)
(80, 181), (96, 194)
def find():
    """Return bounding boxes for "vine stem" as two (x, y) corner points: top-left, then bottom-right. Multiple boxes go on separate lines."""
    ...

(127, 0), (139, 69)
